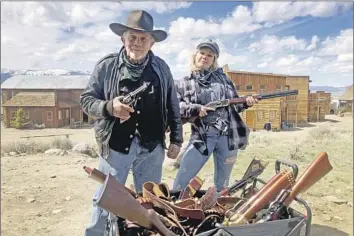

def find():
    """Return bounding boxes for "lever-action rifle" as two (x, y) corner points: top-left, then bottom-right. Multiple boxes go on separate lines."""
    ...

(205, 89), (298, 110)
(182, 89), (298, 124)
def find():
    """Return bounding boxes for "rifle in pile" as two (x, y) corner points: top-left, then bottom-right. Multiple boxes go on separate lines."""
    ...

(224, 152), (333, 225)
(83, 152), (332, 235)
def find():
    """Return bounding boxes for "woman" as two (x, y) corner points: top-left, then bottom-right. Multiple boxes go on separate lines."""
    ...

(172, 39), (258, 192)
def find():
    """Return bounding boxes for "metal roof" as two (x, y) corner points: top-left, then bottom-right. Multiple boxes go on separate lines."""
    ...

(1, 75), (90, 90)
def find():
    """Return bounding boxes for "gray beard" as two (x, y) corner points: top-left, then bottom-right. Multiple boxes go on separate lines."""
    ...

(126, 52), (147, 65)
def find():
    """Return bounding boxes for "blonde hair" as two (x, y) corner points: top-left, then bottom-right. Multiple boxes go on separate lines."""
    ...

(190, 49), (219, 72)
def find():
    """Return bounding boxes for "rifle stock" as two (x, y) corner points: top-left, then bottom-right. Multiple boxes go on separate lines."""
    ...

(257, 152), (333, 223)
(83, 167), (176, 236)
(283, 152), (332, 206)
(83, 166), (138, 197)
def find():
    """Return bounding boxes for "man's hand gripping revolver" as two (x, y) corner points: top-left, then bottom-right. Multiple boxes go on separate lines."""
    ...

(111, 82), (151, 123)
(111, 81), (180, 159)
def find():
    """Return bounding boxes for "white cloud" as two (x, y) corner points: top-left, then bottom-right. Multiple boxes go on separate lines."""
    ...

(319, 60), (353, 74)
(168, 5), (261, 38)
(296, 56), (323, 67)
(1, 2), (192, 70)
(1, 2), (192, 28)
(248, 35), (308, 54)
(257, 62), (268, 68)
(120, 2), (192, 14)
(306, 35), (319, 51)
(316, 29), (353, 76)
(320, 28), (353, 56)
(337, 53), (353, 62)
(252, 2), (352, 23)
(275, 55), (299, 67)
(1, 2), (353, 87)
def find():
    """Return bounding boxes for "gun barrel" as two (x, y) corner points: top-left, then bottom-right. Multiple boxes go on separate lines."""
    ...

(259, 89), (298, 100)
(122, 82), (151, 104)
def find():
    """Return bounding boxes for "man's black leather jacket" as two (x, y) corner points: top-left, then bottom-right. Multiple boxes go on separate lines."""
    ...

(80, 47), (183, 158)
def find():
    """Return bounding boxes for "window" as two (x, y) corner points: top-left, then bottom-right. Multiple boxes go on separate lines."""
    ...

(269, 111), (276, 121)
(257, 111), (264, 120)
(58, 110), (62, 120)
(276, 85), (281, 91)
(46, 111), (53, 121)
(260, 85), (267, 93)
(11, 112), (16, 119)
(66, 110), (69, 118)
(235, 85), (240, 90)
(246, 85), (253, 90)
(25, 112), (30, 119)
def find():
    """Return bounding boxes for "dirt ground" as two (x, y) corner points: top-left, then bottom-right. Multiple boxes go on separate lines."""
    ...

(1, 114), (353, 236)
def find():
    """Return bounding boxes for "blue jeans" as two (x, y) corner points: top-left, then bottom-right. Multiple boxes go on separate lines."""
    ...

(84, 137), (164, 236)
(173, 132), (238, 192)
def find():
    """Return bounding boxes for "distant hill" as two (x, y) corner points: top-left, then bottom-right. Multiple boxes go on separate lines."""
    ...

(310, 86), (347, 92)
(1, 68), (91, 83)
(310, 86), (348, 99)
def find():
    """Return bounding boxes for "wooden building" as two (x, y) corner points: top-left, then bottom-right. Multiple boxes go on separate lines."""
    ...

(285, 76), (310, 126)
(308, 91), (332, 122)
(338, 85), (353, 113)
(1, 75), (91, 128)
(223, 65), (310, 131)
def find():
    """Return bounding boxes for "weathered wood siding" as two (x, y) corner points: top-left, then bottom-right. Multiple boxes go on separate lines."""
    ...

(314, 91), (331, 114)
(5, 106), (58, 128)
(308, 93), (328, 121)
(227, 72), (287, 94)
(285, 76), (309, 125)
(227, 71), (287, 131)
(238, 91), (282, 131)
(1, 88), (92, 128)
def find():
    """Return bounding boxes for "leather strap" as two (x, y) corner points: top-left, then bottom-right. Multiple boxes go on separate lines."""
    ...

(143, 182), (205, 220)
(178, 176), (203, 200)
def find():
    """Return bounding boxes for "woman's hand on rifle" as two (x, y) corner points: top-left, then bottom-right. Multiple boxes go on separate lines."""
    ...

(199, 106), (215, 117)
(245, 96), (259, 107)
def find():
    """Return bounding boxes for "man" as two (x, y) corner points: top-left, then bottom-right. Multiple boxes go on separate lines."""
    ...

(80, 10), (183, 236)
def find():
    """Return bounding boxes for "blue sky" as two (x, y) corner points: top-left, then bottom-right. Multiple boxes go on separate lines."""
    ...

(1, 2), (353, 86)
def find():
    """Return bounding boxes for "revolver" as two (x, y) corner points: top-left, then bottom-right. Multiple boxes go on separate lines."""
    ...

(118, 82), (151, 123)
(119, 82), (151, 106)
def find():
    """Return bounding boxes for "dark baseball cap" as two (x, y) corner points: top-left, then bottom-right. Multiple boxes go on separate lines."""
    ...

(196, 40), (220, 58)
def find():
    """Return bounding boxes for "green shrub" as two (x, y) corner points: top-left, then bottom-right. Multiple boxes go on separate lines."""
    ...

(10, 108), (30, 129)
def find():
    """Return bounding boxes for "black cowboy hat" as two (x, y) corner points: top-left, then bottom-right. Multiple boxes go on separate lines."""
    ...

(109, 10), (167, 42)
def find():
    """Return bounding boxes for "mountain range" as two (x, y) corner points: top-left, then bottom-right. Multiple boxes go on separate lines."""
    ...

(0, 68), (349, 98)
(1, 68), (91, 83)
